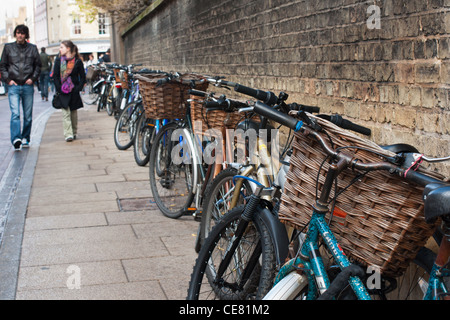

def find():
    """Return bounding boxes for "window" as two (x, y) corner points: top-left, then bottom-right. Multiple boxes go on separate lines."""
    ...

(72, 14), (81, 35)
(98, 13), (109, 35)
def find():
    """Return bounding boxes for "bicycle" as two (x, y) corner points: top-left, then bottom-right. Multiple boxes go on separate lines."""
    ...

(187, 83), (449, 300)
(82, 63), (103, 105)
(114, 69), (165, 151)
(148, 75), (257, 219)
(195, 78), (319, 252)
(187, 84), (328, 300)
(96, 64), (116, 113)
(262, 110), (449, 300)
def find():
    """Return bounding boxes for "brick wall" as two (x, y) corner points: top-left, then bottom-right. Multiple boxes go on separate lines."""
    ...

(121, 0), (450, 176)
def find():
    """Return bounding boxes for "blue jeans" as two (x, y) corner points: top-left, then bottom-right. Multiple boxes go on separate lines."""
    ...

(39, 71), (50, 98)
(8, 84), (34, 145)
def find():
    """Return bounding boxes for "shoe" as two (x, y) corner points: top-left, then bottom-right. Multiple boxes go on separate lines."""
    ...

(22, 138), (30, 148)
(13, 139), (22, 150)
(45, 97), (48, 101)
(65, 136), (74, 142)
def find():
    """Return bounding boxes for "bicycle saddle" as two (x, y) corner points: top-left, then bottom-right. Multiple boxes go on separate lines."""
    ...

(381, 143), (419, 154)
(423, 183), (450, 224)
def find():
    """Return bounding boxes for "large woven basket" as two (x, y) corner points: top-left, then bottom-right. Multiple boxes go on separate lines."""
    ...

(137, 73), (208, 120)
(114, 69), (129, 90)
(189, 95), (246, 136)
(279, 114), (443, 277)
(86, 66), (99, 80)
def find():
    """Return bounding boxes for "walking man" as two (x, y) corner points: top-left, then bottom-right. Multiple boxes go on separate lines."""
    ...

(0, 25), (41, 150)
(39, 47), (52, 101)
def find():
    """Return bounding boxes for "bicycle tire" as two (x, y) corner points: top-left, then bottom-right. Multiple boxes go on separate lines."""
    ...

(198, 167), (252, 250)
(106, 97), (114, 116)
(149, 122), (195, 219)
(81, 82), (99, 105)
(133, 113), (154, 166)
(114, 104), (138, 150)
(187, 205), (276, 300)
(382, 246), (435, 300)
(97, 83), (107, 112)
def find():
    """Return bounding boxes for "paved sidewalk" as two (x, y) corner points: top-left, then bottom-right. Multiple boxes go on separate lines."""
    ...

(14, 104), (198, 299)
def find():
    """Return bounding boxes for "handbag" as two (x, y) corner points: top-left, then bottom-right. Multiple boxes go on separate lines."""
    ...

(0, 82), (5, 95)
(52, 92), (62, 109)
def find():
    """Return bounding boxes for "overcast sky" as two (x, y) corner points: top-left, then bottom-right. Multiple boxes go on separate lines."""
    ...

(0, 0), (33, 30)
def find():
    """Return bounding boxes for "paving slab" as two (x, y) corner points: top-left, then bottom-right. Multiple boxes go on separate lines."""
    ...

(12, 104), (199, 300)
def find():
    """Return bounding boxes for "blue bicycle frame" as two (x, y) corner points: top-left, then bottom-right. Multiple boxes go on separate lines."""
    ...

(273, 208), (449, 300)
(273, 208), (371, 300)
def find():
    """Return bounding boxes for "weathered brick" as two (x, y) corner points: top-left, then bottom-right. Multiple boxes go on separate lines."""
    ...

(415, 63), (441, 84)
(118, 0), (450, 167)
(393, 106), (416, 128)
(395, 63), (415, 84)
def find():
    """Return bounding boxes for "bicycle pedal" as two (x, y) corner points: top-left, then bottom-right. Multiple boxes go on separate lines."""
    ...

(192, 209), (202, 221)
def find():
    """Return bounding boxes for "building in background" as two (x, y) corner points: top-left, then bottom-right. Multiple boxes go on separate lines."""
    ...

(34, 0), (111, 61)
(0, 6), (33, 54)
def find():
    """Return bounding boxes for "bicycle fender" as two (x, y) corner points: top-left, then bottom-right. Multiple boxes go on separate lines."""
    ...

(256, 206), (289, 266)
(93, 78), (105, 89)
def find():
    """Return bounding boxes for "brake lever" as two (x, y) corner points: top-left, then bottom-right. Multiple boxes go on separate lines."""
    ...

(296, 111), (322, 131)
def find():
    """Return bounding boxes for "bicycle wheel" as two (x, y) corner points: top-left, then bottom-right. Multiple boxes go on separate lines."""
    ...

(106, 95), (114, 116)
(114, 103), (140, 150)
(97, 84), (107, 112)
(187, 205), (276, 300)
(198, 167), (252, 250)
(149, 122), (195, 219)
(133, 113), (155, 166)
(81, 82), (98, 105)
(381, 246), (435, 300)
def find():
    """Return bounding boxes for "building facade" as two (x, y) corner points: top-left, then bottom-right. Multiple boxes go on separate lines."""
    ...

(35, 0), (111, 60)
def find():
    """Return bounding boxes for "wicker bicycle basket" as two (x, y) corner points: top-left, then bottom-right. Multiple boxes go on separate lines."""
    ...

(189, 95), (247, 136)
(86, 66), (99, 80)
(136, 73), (208, 120)
(279, 114), (443, 277)
(113, 69), (129, 90)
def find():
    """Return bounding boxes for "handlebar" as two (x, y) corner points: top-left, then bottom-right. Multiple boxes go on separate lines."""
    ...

(253, 101), (303, 131)
(204, 97), (249, 113)
(188, 89), (207, 97)
(317, 114), (371, 136)
(289, 102), (320, 114)
(155, 73), (206, 87)
(234, 84), (278, 106)
(304, 126), (446, 187)
(249, 100), (448, 187)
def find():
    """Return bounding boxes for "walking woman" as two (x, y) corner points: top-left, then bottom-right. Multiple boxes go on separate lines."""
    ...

(53, 40), (86, 142)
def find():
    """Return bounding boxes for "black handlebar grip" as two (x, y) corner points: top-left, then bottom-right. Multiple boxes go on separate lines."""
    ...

(188, 89), (206, 97)
(253, 101), (301, 131)
(302, 105), (320, 113)
(156, 77), (170, 87)
(234, 84), (278, 106)
(330, 115), (371, 136)
(234, 83), (258, 97)
(290, 103), (320, 113)
(205, 101), (223, 109)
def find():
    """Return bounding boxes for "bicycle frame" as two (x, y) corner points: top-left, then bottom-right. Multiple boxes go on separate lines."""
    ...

(267, 155), (450, 300)
(271, 208), (372, 300)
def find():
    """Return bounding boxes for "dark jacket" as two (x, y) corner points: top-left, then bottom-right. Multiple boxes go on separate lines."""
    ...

(54, 56), (86, 110)
(0, 41), (41, 85)
(40, 52), (52, 73)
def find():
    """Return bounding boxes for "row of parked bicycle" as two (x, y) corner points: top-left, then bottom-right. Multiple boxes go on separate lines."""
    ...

(83, 63), (450, 300)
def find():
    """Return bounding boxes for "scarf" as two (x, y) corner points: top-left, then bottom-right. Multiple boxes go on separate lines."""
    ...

(60, 56), (75, 94)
